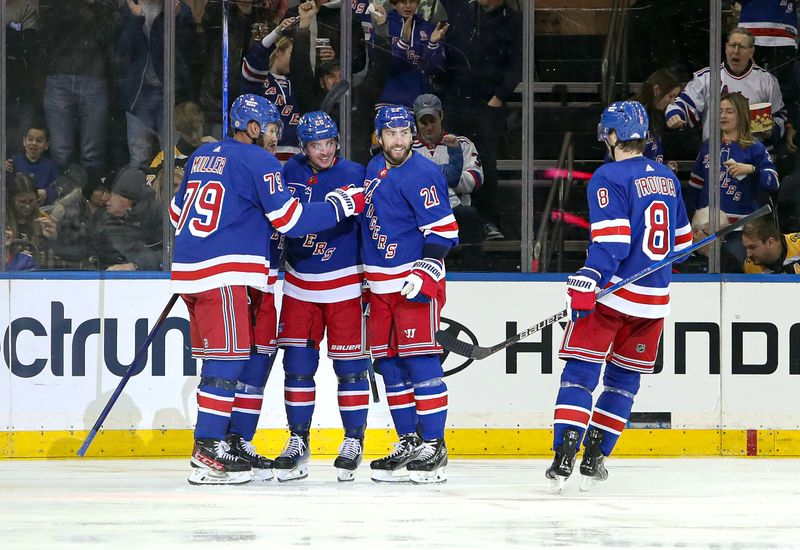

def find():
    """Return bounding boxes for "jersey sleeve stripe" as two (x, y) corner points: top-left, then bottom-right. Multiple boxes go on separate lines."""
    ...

(284, 270), (363, 291)
(169, 199), (181, 226)
(171, 261), (268, 280)
(268, 198), (303, 232)
(689, 174), (704, 189)
(419, 215), (459, 238)
(242, 58), (268, 82)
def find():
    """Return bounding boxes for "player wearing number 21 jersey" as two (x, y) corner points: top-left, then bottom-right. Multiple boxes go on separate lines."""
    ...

(169, 94), (364, 486)
(546, 101), (692, 492)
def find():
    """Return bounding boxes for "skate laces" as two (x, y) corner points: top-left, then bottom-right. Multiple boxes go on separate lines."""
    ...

(388, 436), (416, 458)
(338, 438), (362, 460)
(214, 440), (238, 461)
(279, 435), (307, 458)
(241, 439), (262, 459)
(415, 440), (437, 461)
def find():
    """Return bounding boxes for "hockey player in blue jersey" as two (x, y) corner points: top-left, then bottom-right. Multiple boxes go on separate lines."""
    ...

(271, 111), (371, 482)
(169, 94), (364, 485)
(362, 105), (459, 484)
(546, 101), (693, 492)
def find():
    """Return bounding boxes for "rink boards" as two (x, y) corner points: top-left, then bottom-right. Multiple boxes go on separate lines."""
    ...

(2, 274), (800, 458)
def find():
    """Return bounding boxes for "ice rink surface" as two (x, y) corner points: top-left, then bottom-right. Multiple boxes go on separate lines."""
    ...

(2, 458), (799, 549)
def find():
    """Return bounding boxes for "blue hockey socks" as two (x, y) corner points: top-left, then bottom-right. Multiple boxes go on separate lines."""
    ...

(401, 355), (448, 441)
(552, 359), (601, 449)
(377, 357), (418, 437)
(195, 358), (247, 440)
(333, 358), (371, 439)
(227, 352), (273, 441)
(589, 363), (641, 456)
(282, 347), (320, 435)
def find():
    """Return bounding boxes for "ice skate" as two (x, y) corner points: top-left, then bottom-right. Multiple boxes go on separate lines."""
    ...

(370, 434), (422, 483)
(333, 437), (364, 482)
(545, 428), (581, 493)
(188, 438), (254, 486)
(407, 438), (448, 484)
(579, 428), (609, 492)
(273, 433), (310, 482)
(226, 433), (274, 481)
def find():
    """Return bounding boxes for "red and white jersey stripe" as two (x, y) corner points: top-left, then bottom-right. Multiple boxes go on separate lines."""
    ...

(415, 391), (448, 415)
(363, 261), (415, 294)
(598, 276), (671, 319)
(674, 223), (693, 252)
(337, 390), (370, 412)
(282, 263), (363, 303)
(739, 21), (798, 48)
(267, 197), (304, 234)
(590, 407), (627, 435)
(171, 254), (272, 294)
(591, 218), (631, 244)
(232, 393), (263, 415)
(420, 214), (459, 241)
(197, 391), (235, 418)
(386, 387), (415, 411)
(284, 386), (315, 407)
(554, 404), (591, 429)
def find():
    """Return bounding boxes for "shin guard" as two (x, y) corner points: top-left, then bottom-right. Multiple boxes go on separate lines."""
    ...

(377, 357), (417, 436)
(590, 363), (641, 456)
(333, 358), (370, 439)
(228, 353), (274, 441)
(553, 359), (601, 450)
(402, 355), (448, 441)
(282, 347), (320, 435)
(195, 359), (247, 440)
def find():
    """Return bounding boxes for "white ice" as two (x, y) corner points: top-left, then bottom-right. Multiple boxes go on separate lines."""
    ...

(2, 458), (799, 549)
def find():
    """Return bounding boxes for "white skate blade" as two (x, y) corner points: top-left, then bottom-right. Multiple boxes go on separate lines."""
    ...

(549, 475), (568, 494)
(337, 468), (356, 482)
(275, 464), (309, 482)
(370, 468), (411, 483)
(253, 467), (274, 482)
(188, 468), (254, 486)
(410, 467), (447, 484)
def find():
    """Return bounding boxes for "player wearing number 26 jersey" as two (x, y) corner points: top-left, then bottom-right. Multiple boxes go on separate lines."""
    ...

(546, 101), (692, 492)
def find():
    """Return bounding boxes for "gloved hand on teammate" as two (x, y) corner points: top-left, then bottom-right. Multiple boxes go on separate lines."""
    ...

(400, 258), (444, 303)
(566, 267), (601, 321)
(325, 185), (365, 221)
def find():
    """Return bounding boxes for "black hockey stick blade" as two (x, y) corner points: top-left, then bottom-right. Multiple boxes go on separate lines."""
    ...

(319, 78), (350, 115)
(77, 294), (179, 457)
(437, 204), (772, 360)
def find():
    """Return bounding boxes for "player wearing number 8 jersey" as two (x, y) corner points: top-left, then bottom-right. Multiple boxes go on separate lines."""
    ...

(546, 101), (692, 492)
(169, 94), (364, 485)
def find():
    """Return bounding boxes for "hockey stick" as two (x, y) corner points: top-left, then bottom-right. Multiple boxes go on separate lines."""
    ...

(221, 0), (230, 137)
(77, 294), (180, 457)
(437, 204), (772, 360)
(319, 78), (350, 115)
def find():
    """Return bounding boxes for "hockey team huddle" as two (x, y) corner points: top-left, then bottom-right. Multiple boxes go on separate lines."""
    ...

(170, 93), (691, 491)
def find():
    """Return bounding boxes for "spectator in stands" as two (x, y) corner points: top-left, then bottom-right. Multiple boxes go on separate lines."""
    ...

(685, 206), (742, 273)
(5, 1), (42, 157)
(435, 0), (522, 241)
(6, 173), (58, 265)
(48, 169), (110, 269)
(412, 93), (484, 245)
(378, 0), (448, 108)
(116, 0), (195, 170)
(145, 101), (212, 186)
(286, 0), (367, 85)
(666, 27), (789, 150)
(736, 0), (798, 91)
(5, 123), (59, 205)
(200, 0), (281, 139)
(39, 0), (117, 171)
(633, 69), (682, 168)
(688, 92), (780, 266)
(242, 17), (303, 162)
(290, 2), (391, 164)
(90, 168), (163, 271)
(741, 216), (800, 274)
(5, 226), (35, 271)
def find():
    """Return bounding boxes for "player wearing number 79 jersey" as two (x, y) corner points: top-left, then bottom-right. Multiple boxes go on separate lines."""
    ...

(546, 101), (692, 492)
(169, 94), (364, 486)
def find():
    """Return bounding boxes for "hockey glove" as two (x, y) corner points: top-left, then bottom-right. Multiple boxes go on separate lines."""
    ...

(400, 258), (444, 303)
(325, 186), (365, 222)
(566, 267), (601, 322)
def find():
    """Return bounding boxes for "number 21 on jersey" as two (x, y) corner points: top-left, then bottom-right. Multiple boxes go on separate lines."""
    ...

(175, 180), (226, 237)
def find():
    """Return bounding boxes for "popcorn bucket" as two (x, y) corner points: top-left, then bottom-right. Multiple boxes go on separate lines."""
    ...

(749, 102), (773, 133)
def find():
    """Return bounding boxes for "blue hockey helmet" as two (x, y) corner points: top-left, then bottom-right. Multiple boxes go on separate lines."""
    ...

(597, 101), (649, 142)
(374, 105), (416, 137)
(297, 111), (339, 148)
(229, 94), (282, 136)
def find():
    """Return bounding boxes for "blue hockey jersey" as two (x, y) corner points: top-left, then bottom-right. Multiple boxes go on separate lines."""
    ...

(739, 0), (798, 48)
(361, 151), (459, 294)
(281, 154), (366, 303)
(689, 139), (779, 220)
(584, 156), (692, 319)
(169, 138), (342, 294)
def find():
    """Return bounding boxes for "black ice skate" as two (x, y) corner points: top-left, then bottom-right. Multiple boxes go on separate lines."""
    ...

(274, 433), (310, 482)
(407, 438), (448, 484)
(545, 428), (581, 493)
(333, 437), (364, 482)
(188, 438), (254, 486)
(579, 427), (609, 491)
(226, 433), (274, 481)
(370, 433), (422, 483)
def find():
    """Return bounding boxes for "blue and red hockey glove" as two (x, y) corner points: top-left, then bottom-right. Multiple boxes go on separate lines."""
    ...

(566, 267), (601, 321)
(400, 258), (444, 303)
(325, 186), (365, 222)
